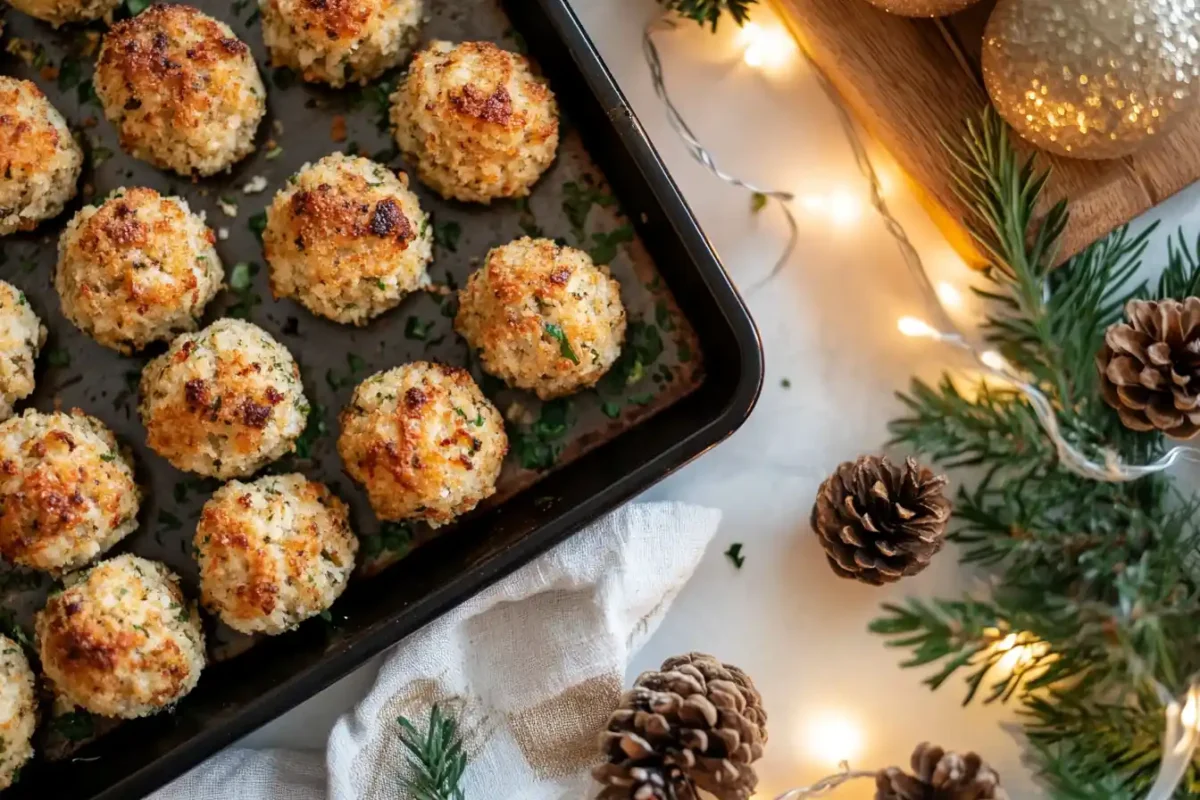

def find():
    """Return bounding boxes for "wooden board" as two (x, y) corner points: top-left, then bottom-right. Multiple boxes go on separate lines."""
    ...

(773, 0), (1200, 266)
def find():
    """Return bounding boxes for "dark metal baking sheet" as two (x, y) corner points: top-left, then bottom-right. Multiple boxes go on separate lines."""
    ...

(0, 0), (763, 797)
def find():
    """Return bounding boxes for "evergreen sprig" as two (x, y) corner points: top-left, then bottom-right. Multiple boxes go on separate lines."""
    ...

(397, 705), (467, 800)
(876, 106), (1200, 797)
(658, 0), (756, 30)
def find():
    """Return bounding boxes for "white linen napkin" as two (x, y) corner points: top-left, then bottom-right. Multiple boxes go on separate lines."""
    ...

(150, 501), (721, 800)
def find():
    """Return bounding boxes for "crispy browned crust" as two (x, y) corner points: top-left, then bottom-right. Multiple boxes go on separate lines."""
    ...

(265, 177), (416, 291)
(61, 188), (213, 347)
(143, 343), (296, 465)
(392, 41), (559, 203)
(37, 560), (198, 716)
(338, 364), (507, 524)
(194, 479), (350, 625)
(95, 4), (260, 173)
(0, 80), (66, 232)
(0, 410), (133, 568)
(268, 0), (371, 44)
(455, 237), (626, 399)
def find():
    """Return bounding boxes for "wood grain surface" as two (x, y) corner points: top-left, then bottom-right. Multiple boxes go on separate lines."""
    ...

(773, 0), (1200, 266)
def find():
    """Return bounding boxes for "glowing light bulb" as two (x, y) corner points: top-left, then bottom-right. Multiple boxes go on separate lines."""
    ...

(897, 316), (937, 338)
(980, 350), (1008, 371)
(827, 190), (861, 226)
(740, 22), (795, 69)
(991, 631), (1050, 678)
(800, 194), (825, 212)
(804, 711), (864, 766)
(936, 281), (963, 309)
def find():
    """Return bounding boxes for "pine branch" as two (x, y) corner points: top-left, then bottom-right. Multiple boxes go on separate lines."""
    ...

(657, 0), (756, 30)
(876, 106), (1200, 798)
(1153, 228), (1200, 299)
(397, 705), (467, 800)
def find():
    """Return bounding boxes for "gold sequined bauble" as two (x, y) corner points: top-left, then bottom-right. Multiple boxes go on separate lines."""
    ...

(983, 0), (1200, 160)
(863, 0), (982, 15)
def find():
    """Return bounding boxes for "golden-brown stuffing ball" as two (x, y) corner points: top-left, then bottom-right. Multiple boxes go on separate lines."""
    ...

(0, 77), (83, 236)
(338, 362), (507, 526)
(456, 237), (626, 399)
(194, 473), (357, 635)
(94, 5), (266, 177)
(7, 0), (120, 26)
(56, 187), (224, 353)
(0, 636), (36, 791)
(264, 153), (433, 325)
(389, 41), (559, 203)
(0, 281), (46, 422)
(36, 555), (205, 719)
(259, 0), (423, 87)
(0, 409), (140, 574)
(139, 319), (309, 479)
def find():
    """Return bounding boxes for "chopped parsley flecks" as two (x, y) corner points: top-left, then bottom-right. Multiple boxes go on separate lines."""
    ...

(603, 321), (663, 393)
(433, 220), (462, 252)
(77, 79), (99, 106)
(226, 262), (261, 319)
(362, 521), (413, 560)
(562, 181), (615, 242)
(655, 300), (675, 332)
(543, 322), (578, 364)
(510, 399), (570, 471)
(326, 353), (367, 391)
(248, 211), (268, 242)
(56, 57), (82, 91)
(52, 710), (95, 741)
(587, 224), (634, 266)
(294, 403), (326, 459)
(405, 316), (434, 341)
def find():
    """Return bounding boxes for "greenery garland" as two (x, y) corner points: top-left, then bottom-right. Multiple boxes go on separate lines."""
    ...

(873, 108), (1200, 798)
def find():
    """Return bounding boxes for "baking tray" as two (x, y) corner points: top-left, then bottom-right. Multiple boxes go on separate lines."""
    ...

(0, 0), (763, 797)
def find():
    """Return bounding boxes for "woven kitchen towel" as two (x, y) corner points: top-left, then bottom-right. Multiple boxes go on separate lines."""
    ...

(150, 501), (720, 800)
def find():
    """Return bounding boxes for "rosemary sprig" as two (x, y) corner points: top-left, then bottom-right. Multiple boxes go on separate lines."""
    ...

(397, 704), (467, 800)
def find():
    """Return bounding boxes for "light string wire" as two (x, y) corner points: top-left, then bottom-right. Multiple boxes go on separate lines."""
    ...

(642, 12), (1200, 484)
(771, 762), (875, 799)
(640, 7), (1200, 797)
(643, 17), (798, 288)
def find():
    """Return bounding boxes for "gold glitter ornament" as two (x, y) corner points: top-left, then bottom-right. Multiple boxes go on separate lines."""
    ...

(863, 0), (982, 15)
(982, 0), (1200, 160)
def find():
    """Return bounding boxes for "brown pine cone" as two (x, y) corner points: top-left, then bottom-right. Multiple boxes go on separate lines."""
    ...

(593, 652), (767, 800)
(875, 742), (1006, 800)
(810, 455), (950, 585)
(1097, 298), (1200, 439)
(594, 763), (697, 800)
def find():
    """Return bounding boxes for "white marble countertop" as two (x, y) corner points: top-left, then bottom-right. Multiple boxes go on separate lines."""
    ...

(239, 1), (1200, 797)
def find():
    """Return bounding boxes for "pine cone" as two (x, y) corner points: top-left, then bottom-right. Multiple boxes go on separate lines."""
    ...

(810, 455), (950, 585)
(593, 652), (767, 800)
(1097, 298), (1200, 439)
(875, 742), (1006, 800)
(594, 763), (697, 800)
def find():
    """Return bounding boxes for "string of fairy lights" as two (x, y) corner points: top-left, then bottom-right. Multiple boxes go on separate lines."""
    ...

(640, 7), (1200, 797)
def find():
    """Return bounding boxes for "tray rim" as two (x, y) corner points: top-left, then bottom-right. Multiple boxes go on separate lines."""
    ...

(13, 0), (764, 796)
